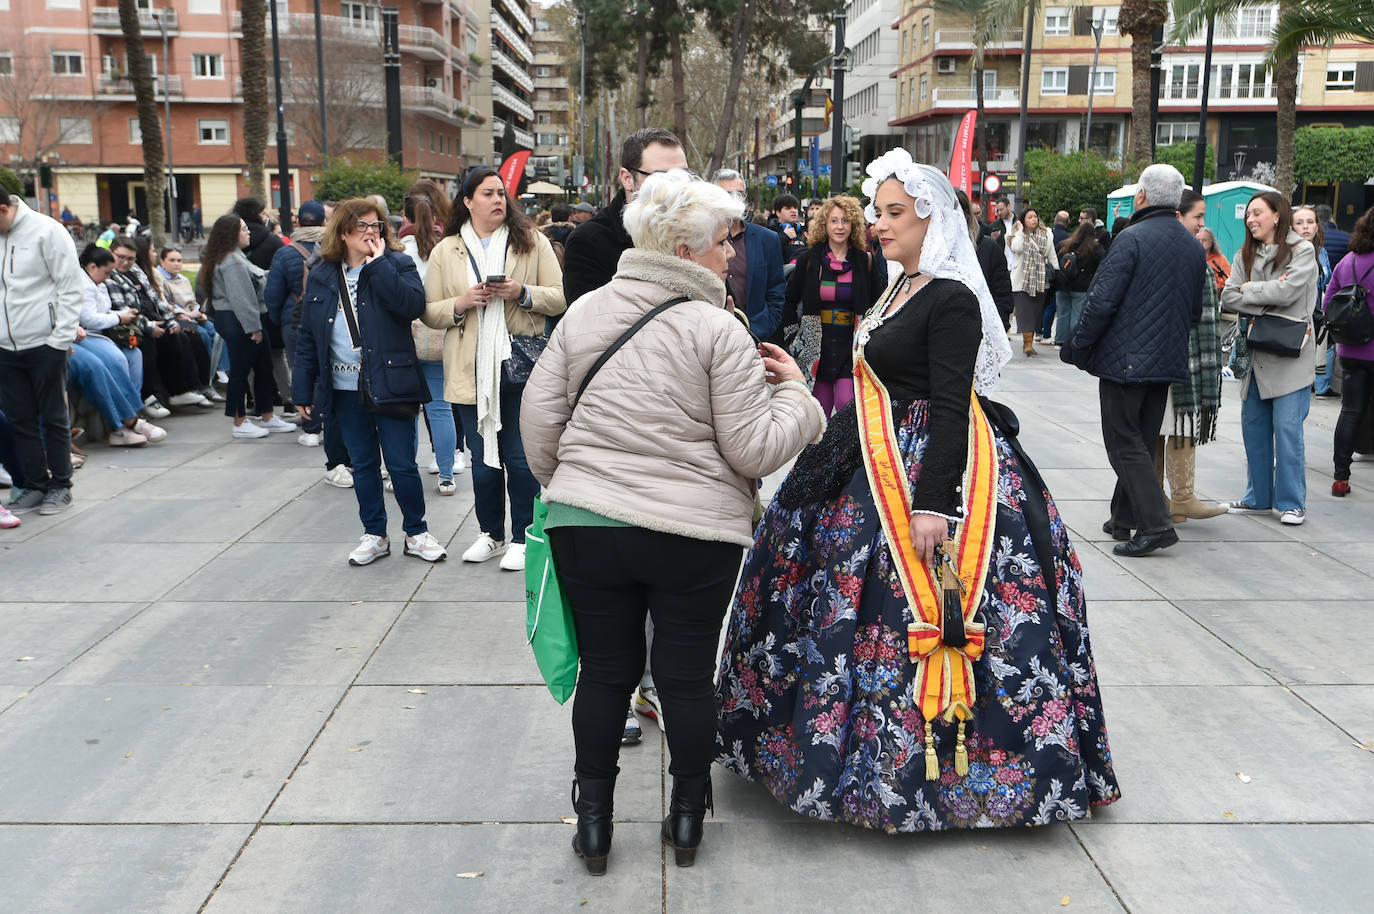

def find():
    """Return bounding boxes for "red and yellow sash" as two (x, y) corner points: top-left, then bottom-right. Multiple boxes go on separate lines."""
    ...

(854, 355), (999, 778)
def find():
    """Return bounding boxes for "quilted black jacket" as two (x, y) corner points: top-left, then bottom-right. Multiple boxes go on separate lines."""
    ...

(1069, 205), (1204, 384)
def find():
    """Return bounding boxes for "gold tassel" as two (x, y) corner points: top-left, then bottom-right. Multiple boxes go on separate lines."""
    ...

(954, 720), (969, 777)
(924, 720), (939, 780)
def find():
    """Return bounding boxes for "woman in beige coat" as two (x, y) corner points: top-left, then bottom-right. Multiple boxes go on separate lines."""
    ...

(422, 167), (565, 570)
(521, 170), (825, 875)
(1008, 207), (1059, 357)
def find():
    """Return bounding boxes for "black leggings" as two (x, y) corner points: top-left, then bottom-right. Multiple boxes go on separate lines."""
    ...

(548, 525), (743, 781)
(141, 328), (203, 397)
(1334, 356), (1374, 480)
(215, 310), (276, 419)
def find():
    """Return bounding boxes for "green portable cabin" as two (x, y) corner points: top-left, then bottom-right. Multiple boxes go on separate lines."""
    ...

(1106, 184), (1138, 226)
(1202, 180), (1277, 261)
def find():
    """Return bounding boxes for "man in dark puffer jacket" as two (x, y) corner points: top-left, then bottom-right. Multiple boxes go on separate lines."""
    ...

(1069, 163), (1205, 557)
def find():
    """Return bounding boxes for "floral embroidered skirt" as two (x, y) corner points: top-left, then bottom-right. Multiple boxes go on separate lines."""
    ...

(715, 400), (1121, 832)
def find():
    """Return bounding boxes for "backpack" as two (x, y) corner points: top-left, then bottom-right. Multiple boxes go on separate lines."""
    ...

(1323, 255), (1374, 346)
(1055, 249), (1079, 291)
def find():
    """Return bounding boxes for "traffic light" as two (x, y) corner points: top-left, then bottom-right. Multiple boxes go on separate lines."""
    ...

(784, 173), (794, 187)
(845, 161), (862, 188)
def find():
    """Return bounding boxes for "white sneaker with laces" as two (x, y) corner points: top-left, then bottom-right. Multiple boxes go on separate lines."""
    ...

(232, 422), (270, 439)
(1280, 508), (1306, 526)
(404, 531), (447, 562)
(142, 397), (171, 420)
(133, 419), (167, 442)
(462, 532), (507, 563)
(633, 686), (666, 732)
(437, 478), (456, 496)
(348, 533), (390, 566)
(169, 391), (207, 408)
(498, 542), (525, 572)
(107, 427), (147, 447)
(297, 432), (322, 447)
(258, 416), (297, 433)
(453, 451), (467, 474)
(324, 465), (354, 488)
(426, 457), (440, 475)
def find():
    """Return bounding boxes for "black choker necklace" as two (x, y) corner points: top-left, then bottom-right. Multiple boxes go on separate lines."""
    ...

(900, 270), (922, 293)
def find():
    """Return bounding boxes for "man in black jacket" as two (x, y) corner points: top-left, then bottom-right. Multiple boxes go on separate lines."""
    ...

(1069, 164), (1205, 557)
(561, 127), (688, 307)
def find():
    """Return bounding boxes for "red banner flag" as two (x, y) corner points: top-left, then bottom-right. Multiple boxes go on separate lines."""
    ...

(498, 150), (532, 198)
(948, 110), (977, 199)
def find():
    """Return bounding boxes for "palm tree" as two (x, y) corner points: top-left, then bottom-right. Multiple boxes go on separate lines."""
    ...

(117, 0), (167, 245)
(934, 0), (1013, 179)
(240, 0), (269, 201)
(1271, 0), (1374, 58)
(1171, 0), (1301, 194)
(1120, 0), (1169, 167)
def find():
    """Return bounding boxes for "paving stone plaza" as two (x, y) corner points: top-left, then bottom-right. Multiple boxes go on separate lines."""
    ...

(1, 354), (1371, 912)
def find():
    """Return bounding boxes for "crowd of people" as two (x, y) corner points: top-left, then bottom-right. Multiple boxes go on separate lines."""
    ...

(2, 136), (1372, 874)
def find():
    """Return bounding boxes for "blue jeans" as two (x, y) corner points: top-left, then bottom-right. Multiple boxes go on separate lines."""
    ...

(1041, 292), (1058, 338)
(1313, 344), (1337, 394)
(108, 337), (144, 395)
(70, 339), (144, 428)
(1240, 381), (1310, 512)
(1054, 290), (1088, 345)
(331, 388), (428, 538)
(420, 360), (457, 479)
(456, 390), (538, 544)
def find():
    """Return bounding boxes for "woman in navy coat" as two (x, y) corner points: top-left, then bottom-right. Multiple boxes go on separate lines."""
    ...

(292, 197), (446, 566)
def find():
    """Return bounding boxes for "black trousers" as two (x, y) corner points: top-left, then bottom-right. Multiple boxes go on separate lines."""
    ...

(176, 320), (213, 386)
(549, 525), (744, 781)
(0, 344), (72, 492)
(215, 311), (276, 419)
(1334, 357), (1374, 481)
(1099, 379), (1172, 534)
(140, 329), (201, 398)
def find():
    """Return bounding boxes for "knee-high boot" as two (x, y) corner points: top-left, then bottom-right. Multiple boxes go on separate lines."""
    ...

(571, 775), (616, 876)
(1166, 437), (1227, 522)
(661, 774), (713, 867)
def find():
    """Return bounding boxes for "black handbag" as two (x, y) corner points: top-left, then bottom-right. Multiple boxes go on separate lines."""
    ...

(1246, 314), (1308, 358)
(339, 264), (420, 421)
(503, 332), (548, 386)
(1322, 256), (1374, 346)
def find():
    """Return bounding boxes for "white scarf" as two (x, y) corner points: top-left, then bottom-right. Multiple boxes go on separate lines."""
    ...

(460, 221), (511, 469)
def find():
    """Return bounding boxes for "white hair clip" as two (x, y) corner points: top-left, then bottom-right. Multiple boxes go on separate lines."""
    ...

(861, 148), (937, 223)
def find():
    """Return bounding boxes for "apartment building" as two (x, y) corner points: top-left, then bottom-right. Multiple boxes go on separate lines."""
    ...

(843, 0), (903, 165)
(0, 0), (488, 227)
(488, 0), (533, 157)
(889, 0), (1374, 201)
(528, 12), (571, 186)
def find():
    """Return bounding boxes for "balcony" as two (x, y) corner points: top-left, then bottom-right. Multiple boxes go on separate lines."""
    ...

(98, 73), (183, 97)
(494, 0), (534, 38)
(491, 46), (534, 93)
(93, 7), (177, 34)
(492, 116), (535, 150)
(932, 28), (1022, 51)
(490, 12), (533, 63)
(399, 24), (450, 61)
(929, 86), (1020, 108)
(401, 84), (460, 123)
(492, 82), (535, 122)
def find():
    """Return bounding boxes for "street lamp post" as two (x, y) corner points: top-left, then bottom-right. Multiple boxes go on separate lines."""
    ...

(1083, 13), (1104, 153)
(313, 0), (329, 160)
(829, 4), (847, 181)
(270, 0), (294, 232)
(159, 9), (177, 242)
(1191, 17), (1216, 192)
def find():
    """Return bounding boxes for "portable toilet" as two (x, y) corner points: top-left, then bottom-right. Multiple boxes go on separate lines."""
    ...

(1202, 180), (1277, 260)
(1106, 184), (1138, 226)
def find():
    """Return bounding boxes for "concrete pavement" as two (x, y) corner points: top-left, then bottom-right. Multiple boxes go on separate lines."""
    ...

(1, 353), (1372, 912)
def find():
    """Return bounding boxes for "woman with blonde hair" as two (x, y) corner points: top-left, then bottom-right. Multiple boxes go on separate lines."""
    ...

(784, 195), (888, 415)
(422, 167), (566, 571)
(522, 169), (824, 873)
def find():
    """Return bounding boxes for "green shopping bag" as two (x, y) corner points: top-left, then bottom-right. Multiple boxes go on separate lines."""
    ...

(525, 496), (579, 703)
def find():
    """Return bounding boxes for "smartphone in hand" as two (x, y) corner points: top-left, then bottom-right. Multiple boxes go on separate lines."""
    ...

(485, 274), (506, 285)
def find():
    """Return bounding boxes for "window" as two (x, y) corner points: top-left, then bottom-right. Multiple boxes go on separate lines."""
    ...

(187, 0), (221, 12)
(341, 1), (377, 24)
(128, 118), (142, 143)
(192, 54), (224, 78)
(1101, 6), (1119, 31)
(198, 118), (229, 144)
(1044, 7), (1070, 36)
(1235, 7), (1273, 39)
(535, 65), (550, 77)
(0, 116), (17, 144)
(919, 74), (928, 101)
(51, 52), (83, 75)
(1093, 67), (1116, 95)
(1155, 121), (1198, 146)
(1041, 66), (1068, 95)
(58, 116), (91, 144)
(921, 17), (930, 43)
(1326, 64), (1356, 91)
(0, 53), (11, 77)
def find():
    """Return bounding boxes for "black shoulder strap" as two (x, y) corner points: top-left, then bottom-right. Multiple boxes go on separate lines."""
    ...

(337, 263), (362, 351)
(574, 295), (691, 407)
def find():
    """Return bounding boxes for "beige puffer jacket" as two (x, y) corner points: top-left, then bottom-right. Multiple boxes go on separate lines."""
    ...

(521, 249), (827, 546)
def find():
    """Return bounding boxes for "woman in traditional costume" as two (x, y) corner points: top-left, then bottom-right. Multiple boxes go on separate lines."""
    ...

(715, 152), (1121, 832)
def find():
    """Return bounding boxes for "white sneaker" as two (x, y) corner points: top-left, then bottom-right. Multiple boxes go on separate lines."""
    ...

(462, 532), (507, 563)
(216, 370), (230, 385)
(453, 451), (467, 474)
(107, 427), (147, 447)
(1280, 508), (1306, 526)
(133, 419), (167, 442)
(169, 391), (207, 408)
(201, 387), (225, 403)
(232, 422), (270, 439)
(324, 465), (354, 488)
(437, 478), (456, 496)
(498, 542), (526, 572)
(297, 432), (322, 447)
(426, 456), (440, 475)
(404, 531), (447, 562)
(348, 533), (390, 565)
(258, 416), (297, 433)
(142, 397), (171, 420)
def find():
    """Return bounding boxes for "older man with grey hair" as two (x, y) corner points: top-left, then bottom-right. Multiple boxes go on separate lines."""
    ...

(1066, 163), (1206, 557)
(712, 168), (786, 340)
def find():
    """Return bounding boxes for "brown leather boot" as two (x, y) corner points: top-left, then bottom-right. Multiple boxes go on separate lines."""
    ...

(1023, 332), (1037, 357)
(1165, 437), (1227, 522)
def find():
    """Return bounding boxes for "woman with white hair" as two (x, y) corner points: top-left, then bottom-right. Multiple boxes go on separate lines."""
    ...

(522, 170), (826, 874)
(716, 150), (1120, 833)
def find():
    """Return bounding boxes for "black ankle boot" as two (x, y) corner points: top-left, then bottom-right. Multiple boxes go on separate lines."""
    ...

(571, 776), (616, 876)
(661, 774), (713, 867)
